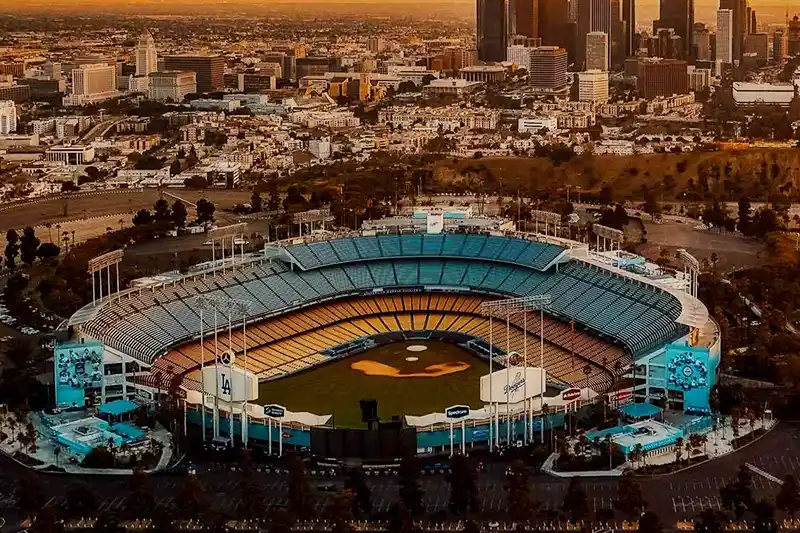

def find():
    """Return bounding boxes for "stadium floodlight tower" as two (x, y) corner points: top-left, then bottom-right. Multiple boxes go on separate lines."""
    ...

(530, 210), (561, 237)
(196, 294), (252, 446)
(207, 222), (248, 277)
(293, 208), (334, 237)
(592, 223), (624, 253)
(677, 248), (700, 298)
(480, 294), (551, 450)
(88, 249), (124, 305)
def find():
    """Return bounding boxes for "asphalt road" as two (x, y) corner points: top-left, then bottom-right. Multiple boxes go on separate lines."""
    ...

(0, 423), (798, 528)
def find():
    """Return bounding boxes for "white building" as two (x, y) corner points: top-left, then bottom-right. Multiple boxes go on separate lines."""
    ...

(308, 138), (331, 160)
(577, 70), (609, 103)
(0, 100), (17, 134)
(732, 82), (795, 107)
(223, 94), (269, 106)
(687, 66), (711, 91)
(135, 32), (158, 77)
(507, 45), (533, 69)
(148, 71), (196, 102)
(517, 116), (558, 133)
(45, 145), (95, 165)
(586, 32), (609, 71)
(190, 99), (240, 112)
(65, 63), (118, 106)
(716, 10), (734, 66)
(423, 78), (483, 97)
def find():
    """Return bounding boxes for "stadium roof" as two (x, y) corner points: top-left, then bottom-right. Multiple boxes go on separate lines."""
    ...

(618, 402), (662, 419)
(97, 399), (139, 416)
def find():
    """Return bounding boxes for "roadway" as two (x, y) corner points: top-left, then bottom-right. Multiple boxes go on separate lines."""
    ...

(0, 423), (798, 528)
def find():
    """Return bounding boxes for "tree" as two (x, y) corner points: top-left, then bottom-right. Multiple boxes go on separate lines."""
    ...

(753, 499), (778, 533)
(398, 454), (423, 516)
(61, 481), (97, 519)
(132, 209), (153, 226)
(738, 197), (751, 235)
(638, 510), (663, 533)
(287, 455), (314, 520)
(18, 226), (40, 266)
(5, 228), (19, 269)
(695, 509), (727, 533)
(777, 474), (800, 518)
(169, 159), (182, 176)
(175, 475), (212, 521)
(250, 190), (263, 213)
(195, 199), (216, 225)
(447, 454), (478, 516)
(615, 470), (647, 519)
(16, 472), (45, 522)
(171, 200), (188, 229)
(505, 459), (536, 522)
(237, 451), (266, 520)
(345, 467), (373, 517)
(153, 199), (171, 223)
(721, 464), (754, 521)
(124, 468), (156, 519)
(562, 477), (589, 523)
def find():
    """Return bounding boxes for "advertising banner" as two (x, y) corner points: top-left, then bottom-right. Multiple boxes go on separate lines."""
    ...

(479, 367), (545, 404)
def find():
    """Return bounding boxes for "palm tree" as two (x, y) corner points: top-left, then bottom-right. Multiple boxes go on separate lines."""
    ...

(45, 222), (52, 243)
(118, 218), (124, 231)
(54, 445), (62, 468)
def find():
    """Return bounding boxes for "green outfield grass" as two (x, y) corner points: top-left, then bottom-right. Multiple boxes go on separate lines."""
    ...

(257, 341), (489, 428)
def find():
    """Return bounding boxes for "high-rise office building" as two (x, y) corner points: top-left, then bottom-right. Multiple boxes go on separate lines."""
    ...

(610, 0), (625, 68)
(529, 46), (569, 90)
(693, 23), (712, 60)
(477, 0), (508, 61)
(367, 37), (386, 53)
(0, 101), (17, 134)
(515, 0), (539, 38)
(577, 69), (609, 102)
(744, 33), (769, 66)
(649, 28), (683, 59)
(716, 9), (734, 65)
(576, 0), (611, 69)
(654, 0), (693, 59)
(789, 16), (800, 57)
(162, 55), (224, 93)
(538, 0), (571, 53)
(135, 32), (157, 77)
(636, 58), (688, 98)
(148, 71), (197, 102)
(586, 31), (609, 70)
(719, 0), (746, 62)
(66, 63), (118, 106)
(773, 30), (787, 61)
(622, 0), (636, 57)
(749, 9), (757, 33)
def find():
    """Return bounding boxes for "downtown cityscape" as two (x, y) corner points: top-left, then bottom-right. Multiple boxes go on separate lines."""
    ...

(0, 0), (799, 532)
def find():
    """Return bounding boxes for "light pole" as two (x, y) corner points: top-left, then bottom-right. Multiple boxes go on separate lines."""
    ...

(480, 294), (551, 448)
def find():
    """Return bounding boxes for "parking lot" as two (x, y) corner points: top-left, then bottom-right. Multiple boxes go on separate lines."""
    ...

(1, 423), (799, 526)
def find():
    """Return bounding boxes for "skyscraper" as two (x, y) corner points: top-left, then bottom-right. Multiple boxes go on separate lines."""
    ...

(610, 0), (625, 68)
(135, 32), (158, 77)
(576, 0), (611, 69)
(163, 55), (224, 93)
(719, 0), (746, 62)
(538, 0), (570, 50)
(716, 9), (734, 65)
(622, 0), (636, 58)
(515, 0), (540, 39)
(773, 30), (787, 61)
(586, 32), (610, 70)
(529, 46), (569, 90)
(0, 101), (17, 134)
(790, 16), (800, 57)
(654, 0), (694, 59)
(693, 23), (712, 60)
(478, 0), (508, 61)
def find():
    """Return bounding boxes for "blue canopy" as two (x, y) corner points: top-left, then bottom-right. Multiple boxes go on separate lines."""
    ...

(618, 402), (662, 419)
(97, 399), (139, 416)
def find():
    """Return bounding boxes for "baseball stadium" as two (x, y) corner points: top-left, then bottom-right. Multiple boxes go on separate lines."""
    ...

(60, 212), (720, 458)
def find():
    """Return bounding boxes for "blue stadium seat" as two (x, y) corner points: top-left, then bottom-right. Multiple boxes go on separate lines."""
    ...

(377, 235), (402, 257)
(419, 260), (444, 285)
(331, 239), (360, 262)
(422, 234), (445, 256)
(440, 261), (468, 286)
(394, 262), (420, 286)
(400, 234), (423, 255)
(353, 236), (382, 259)
(367, 262), (397, 287)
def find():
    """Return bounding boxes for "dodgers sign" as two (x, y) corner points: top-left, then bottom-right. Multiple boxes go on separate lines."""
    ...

(445, 405), (470, 419)
(479, 367), (545, 404)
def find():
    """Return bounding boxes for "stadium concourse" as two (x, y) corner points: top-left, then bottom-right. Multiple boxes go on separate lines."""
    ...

(63, 223), (717, 454)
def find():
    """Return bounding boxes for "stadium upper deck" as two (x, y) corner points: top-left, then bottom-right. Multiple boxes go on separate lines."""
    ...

(67, 231), (707, 376)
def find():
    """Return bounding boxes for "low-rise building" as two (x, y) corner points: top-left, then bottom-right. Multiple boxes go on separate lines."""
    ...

(423, 78), (483, 97)
(45, 145), (95, 165)
(732, 82), (795, 107)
